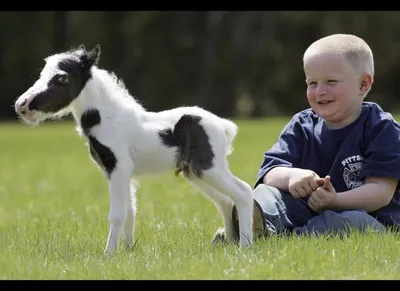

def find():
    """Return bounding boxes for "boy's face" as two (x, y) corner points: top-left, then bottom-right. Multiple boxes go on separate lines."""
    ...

(304, 52), (370, 129)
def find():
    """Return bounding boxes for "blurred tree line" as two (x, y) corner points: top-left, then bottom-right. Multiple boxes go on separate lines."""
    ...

(1, 11), (400, 121)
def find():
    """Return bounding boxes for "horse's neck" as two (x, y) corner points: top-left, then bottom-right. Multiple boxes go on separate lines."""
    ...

(70, 81), (107, 119)
(70, 69), (146, 123)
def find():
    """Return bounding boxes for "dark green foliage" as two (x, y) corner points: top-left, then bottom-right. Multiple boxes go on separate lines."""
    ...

(3, 11), (399, 120)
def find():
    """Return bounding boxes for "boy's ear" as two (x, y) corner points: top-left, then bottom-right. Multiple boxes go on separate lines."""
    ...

(359, 73), (373, 96)
(80, 44), (101, 68)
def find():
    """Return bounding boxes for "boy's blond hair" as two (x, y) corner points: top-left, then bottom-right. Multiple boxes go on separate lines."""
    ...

(303, 34), (375, 96)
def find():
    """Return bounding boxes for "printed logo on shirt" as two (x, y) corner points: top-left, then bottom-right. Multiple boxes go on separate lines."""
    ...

(341, 155), (364, 189)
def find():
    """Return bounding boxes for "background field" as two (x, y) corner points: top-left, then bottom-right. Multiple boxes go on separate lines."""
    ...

(1, 119), (399, 280)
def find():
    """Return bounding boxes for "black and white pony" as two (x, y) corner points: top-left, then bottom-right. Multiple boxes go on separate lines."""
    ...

(14, 45), (254, 254)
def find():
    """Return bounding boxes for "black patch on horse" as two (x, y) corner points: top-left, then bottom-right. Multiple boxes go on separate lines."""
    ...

(159, 114), (214, 178)
(88, 136), (117, 178)
(28, 56), (93, 113)
(80, 108), (101, 136)
(159, 129), (179, 147)
(80, 108), (117, 178)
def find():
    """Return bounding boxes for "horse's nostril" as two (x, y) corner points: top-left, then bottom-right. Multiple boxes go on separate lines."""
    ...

(20, 110), (26, 115)
(21, 99), (27, 107)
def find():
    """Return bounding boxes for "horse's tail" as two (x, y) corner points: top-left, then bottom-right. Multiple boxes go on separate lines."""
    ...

(222, 118), (238, 156)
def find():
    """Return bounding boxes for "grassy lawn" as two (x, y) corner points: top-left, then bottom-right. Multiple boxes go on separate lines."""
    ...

(0, 118), (399, 279)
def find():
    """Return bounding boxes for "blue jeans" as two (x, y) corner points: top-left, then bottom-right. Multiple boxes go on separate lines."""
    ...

(253, 184), (387, 236)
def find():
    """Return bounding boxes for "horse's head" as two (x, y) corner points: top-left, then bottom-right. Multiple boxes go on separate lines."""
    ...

(15, 44), (101, 125)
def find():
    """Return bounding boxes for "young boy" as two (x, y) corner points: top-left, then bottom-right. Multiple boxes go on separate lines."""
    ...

(212, 33), (400, 244)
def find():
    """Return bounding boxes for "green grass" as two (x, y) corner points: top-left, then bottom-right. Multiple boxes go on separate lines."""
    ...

(0, 119), (399, 279)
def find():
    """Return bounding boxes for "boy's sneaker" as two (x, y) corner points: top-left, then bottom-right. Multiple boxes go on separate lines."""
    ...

(211, 199), (267, 245)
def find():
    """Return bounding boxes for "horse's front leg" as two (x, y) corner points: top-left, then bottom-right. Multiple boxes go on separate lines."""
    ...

(104, 159), (134, 255)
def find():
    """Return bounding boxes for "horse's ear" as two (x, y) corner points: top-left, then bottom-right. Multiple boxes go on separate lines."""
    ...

(78, 44), (86, 51)
(92, 44), (101, 57)
(87, 44), (101, 66)
(81, 44), (101, 68)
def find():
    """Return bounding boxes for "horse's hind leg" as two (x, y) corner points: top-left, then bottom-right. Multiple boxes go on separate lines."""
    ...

(182, 173), (236, 243)
(201, 165), (254, 248)
(168, 113), (253, 247)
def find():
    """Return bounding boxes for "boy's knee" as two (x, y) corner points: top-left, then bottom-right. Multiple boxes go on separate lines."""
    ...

(253, 184), (284, 215)
(254, 184), (282, 200)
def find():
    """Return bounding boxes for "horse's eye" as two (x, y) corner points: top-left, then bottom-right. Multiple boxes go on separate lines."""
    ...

(57, 74), (70, 85)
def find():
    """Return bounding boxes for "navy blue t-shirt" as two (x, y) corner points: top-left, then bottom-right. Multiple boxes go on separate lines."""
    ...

(256, 102), (400, 227)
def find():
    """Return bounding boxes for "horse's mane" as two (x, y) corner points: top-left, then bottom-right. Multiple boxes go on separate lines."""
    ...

(91, 66), (146, 111)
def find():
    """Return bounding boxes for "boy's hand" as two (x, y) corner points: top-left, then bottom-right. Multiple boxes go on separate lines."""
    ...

(288, 169), (323, 198)
(308, 175), (338, 212)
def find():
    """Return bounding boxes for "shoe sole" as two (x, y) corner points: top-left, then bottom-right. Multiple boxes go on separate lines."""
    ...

(232, 199), (267, 241)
